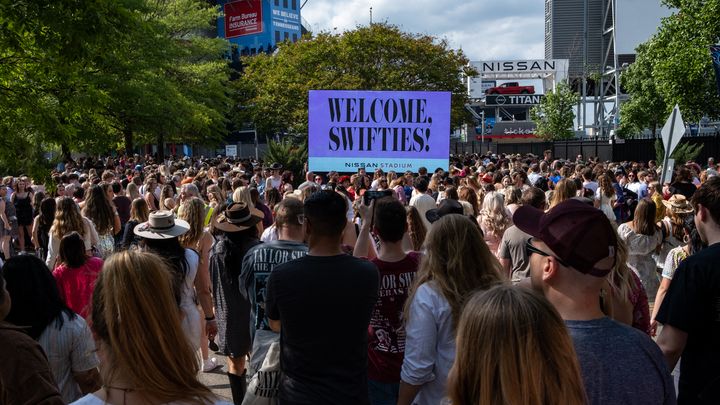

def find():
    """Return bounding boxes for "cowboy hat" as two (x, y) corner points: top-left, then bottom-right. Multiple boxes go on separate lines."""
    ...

(134, 211), (190, 239)
(213, 202), (264, 232)
(662, 194), (694, 214)
(270, 163), (283, 171)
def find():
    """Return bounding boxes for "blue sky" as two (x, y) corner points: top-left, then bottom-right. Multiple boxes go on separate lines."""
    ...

(301, 0), (672, 61)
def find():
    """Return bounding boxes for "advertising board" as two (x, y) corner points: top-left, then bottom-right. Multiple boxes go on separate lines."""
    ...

(485, 94), (544, 106)
(308, 90), (451, 172)
(224, 0), (263, 38)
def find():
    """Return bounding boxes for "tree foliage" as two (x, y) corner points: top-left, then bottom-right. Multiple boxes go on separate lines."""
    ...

(264, 137), (308, 186)
(655, 138), (704, 165)
(235, 23), (475, 138)
(0, 0), (231, 173)
(619, 0), (720, 135)
(530, 82), (579, 140)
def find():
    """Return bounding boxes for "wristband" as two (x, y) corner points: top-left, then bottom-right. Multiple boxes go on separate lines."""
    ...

(205, 316), (215, 321)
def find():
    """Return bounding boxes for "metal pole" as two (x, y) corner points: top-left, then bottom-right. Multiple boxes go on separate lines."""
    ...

(660, 108), (678, 184)
(481, 110), (485, 146)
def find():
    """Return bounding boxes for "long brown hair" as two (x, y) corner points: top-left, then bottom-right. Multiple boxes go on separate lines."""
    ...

(449, 285), (586, 405)
(632, 199), (657, 236)
(599, 173), (616, 198)
(406, 206), (427, 251)
(178, 198), (205, 249)
(52, 197), (86, 239)
(458, 186), (479, 216)
(404, 214), (503, 329)
(91, 251), (214, 404)
(83, 185), (115, 235)
(129, 198), (149, 223)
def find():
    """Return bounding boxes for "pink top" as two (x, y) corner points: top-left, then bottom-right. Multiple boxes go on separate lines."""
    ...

(53, 257), (104, 318)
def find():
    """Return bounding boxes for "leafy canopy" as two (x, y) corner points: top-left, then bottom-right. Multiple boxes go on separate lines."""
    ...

(236, 23), (475, 137)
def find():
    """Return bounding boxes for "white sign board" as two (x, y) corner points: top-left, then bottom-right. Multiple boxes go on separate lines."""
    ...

(225, 144), (238, 157)
(660, 105), (685, 184)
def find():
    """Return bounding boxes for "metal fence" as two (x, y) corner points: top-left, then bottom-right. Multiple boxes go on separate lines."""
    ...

(451, 133), (720, 163)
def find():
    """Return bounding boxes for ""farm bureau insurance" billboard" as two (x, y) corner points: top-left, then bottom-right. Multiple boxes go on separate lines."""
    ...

(308, 90), (451, 172)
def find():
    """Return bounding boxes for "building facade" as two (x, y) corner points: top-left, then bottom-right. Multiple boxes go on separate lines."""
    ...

(216, 0), (302, 55)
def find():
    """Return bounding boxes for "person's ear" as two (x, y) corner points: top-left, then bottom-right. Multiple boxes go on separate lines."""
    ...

(542, 256), (559, 282)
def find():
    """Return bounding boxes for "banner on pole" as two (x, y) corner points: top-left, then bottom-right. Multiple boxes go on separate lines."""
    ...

(711, 45), (720, 97)
(308, 90), (451, 172)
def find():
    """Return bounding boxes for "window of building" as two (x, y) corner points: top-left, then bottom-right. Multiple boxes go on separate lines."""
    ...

(291, 0), (297, 9)
(284, 32), (289, 41)
(283, 0), (288, 8)
(275, 31), (281, 43)
(292, 33), (298, 42)
(274, 0), (279, 6)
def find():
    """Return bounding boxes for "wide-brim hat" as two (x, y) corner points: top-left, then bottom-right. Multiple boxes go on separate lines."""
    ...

(270, 163), (283, 171)
(662, 194), (694, 214)
(426, 199), (464, 224)
(213, 202), (264, 232)
(134, 211), (190, 239)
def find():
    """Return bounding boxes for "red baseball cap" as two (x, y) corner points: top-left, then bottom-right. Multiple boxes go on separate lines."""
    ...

(513, 199), (617, 277)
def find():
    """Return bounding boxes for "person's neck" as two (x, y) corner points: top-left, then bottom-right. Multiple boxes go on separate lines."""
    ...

(278, 227), (305, 243)
(377, 240), (407, 262)
(703, 229), (720, 246)
(546, 288), (605, 321)
(308, 237), (344, 256)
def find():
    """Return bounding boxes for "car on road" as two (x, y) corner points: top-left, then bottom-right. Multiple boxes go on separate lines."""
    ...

(485, 82), (535, 95)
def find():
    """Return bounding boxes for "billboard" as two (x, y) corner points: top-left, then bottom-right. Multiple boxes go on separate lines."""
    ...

(485, 94), (544, 106)
(485, 121), (537, 139)
(308, 90), (451, 172)
(224, 0), (263, 38)
(711, 45), (720, 97)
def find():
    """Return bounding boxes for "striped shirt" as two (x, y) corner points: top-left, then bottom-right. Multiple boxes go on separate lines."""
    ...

(38, 312), (99, 403)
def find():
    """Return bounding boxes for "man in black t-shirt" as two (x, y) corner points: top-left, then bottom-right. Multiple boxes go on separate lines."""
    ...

(657, 176), (720, 404)
(266, 190), (379, 405)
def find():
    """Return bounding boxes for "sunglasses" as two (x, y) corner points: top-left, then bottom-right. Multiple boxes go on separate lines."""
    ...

(525, 238), (570, 268)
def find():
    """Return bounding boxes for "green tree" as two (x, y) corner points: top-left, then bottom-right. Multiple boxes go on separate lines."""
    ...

(264, 137), (308, 186)
(235, 23), (475, 138)
(617, 41), (667, 138)
(0, 0), (231, 173)
(620, 0), (720, 134)
(530, 82), (579, 140)
(655, 139), (704, 165)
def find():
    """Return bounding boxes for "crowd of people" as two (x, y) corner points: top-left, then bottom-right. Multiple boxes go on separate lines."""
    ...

(0, 149), (718, 405)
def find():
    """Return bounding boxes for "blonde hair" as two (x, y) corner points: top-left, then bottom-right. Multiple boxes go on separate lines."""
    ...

(52, 197), (86, 239)
(232, 186), (253, 207)
(606, 236), (632, 304)
(405, 214), (503, 329)
(126, 182), (141, 200)
(91, 251), (214, 404)
(549, 178), (577, 208)
(448, 285), (586, 405)
(479, 191), (511, 238)
(178, 198), (205, 249)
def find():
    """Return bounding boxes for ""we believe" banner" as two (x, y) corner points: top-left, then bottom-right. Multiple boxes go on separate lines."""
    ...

(308, 90), (451, 172)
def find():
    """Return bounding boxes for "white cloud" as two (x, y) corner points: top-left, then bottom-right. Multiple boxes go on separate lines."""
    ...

(300, 0), (671, 61)
(300, 0), (545, 61)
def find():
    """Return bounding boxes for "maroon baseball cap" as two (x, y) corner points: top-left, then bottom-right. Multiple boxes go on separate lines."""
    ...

(513, 199), (617, 277)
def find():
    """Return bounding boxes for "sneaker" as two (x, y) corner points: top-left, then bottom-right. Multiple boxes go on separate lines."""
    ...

(203, 357), (220, 372)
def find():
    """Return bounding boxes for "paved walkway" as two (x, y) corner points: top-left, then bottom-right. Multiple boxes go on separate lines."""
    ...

(198, 353), (233, 402)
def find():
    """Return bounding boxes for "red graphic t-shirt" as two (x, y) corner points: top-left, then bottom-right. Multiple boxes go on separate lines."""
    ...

(367, 252), (421, 383)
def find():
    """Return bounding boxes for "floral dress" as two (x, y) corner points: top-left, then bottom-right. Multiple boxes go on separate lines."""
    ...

(617, 223), (662, 298)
